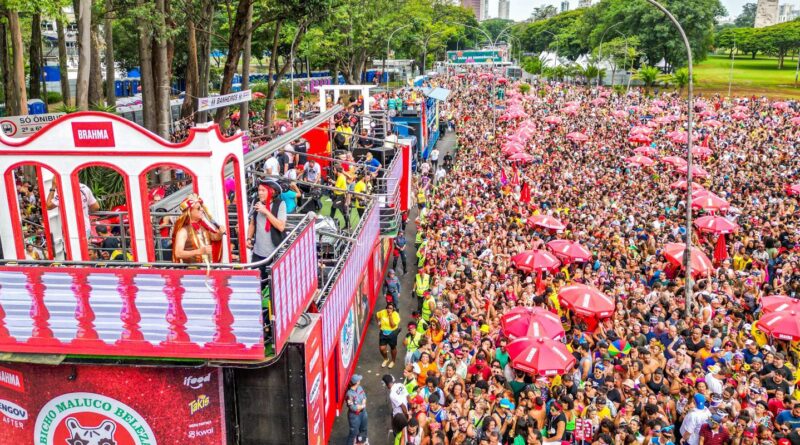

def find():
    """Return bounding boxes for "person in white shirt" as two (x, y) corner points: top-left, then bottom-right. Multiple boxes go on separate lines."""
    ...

(680, 393), (710, 445)
(382, 374), (408, 417)
(264, 155), (280, 176)
(429, 147), (440, 170)
(46, 182), (100, 237)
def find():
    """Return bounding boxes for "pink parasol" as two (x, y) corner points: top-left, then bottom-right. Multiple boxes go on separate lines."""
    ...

(630, 126), (653, 135)
(546, 239), (592, 263)
(760, 295), (800, 314)
(558, 284), (615, 318)
(757, 311), (800, 341)
(633, 146), (657, 156)
(544, 115), (563, 125)
(527, 215), (567, 231)
(691, 192), (730, 213)
(561, 106), (580, 115)
(788, 184), (800, 196)
(661, 156), (688, 167)
(694, 215), (738, 263)
(612, 110), (628, 119)
(791, 116), (800, 126)
(566, 132), (589, 143)
(670, 180), (704, 191)
(772, 101), (789, 110)
(625, 155), (655, 167)
(691, 146), (713, 158)
(662, 243), (714, 276)
(676, 164), (710, 179)
(731, 112), (747, 121)
(703, 119), (723, 128)
(508, 152), (535, 163)
(506, 337), (576, 376)
(500, 307), (565, 340)
(667, 131), (689, 144)
(628, 134), (652, 144)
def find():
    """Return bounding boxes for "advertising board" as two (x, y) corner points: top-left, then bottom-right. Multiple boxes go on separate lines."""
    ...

(0, 113), (64, 138)
(0, 363), (227, 444)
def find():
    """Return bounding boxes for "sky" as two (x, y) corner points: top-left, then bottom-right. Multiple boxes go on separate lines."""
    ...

(492, 0), (766, 22)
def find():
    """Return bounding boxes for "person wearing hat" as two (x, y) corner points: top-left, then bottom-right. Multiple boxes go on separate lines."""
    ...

(384, 269), (401, 308)
(345, 374), (368, 445)
(680, 393), (711, 445)
(698, 413), (730, 445)
(247, 180), (286, 265)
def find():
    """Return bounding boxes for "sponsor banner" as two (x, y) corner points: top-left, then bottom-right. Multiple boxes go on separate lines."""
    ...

(198, 90), (252, 112)
(304, 316), (325, 445)
(321, 205), (380, 362)
(0, 365), (24, 392)
(445, 49), (503, 64)
(0, 113), (64, 138)
(270, 220), (318, 353)
(71, 121), (116, 147)
(0, 363), (226, 444)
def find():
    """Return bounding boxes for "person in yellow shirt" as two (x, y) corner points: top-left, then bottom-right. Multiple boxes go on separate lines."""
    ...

(353, 174), (369, 217)
(331, 165), (349, 228)
(376, 303), (401, 368)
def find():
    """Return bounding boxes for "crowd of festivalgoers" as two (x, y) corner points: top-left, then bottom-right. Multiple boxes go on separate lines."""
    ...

(365, 71), (800, 445)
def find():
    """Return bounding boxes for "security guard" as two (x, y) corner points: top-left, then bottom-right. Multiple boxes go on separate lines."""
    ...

(420, 290), (436, 324)
(413, 267), (430, 312)
(393, 232), (408, 274)
(346, 374), (368, 445)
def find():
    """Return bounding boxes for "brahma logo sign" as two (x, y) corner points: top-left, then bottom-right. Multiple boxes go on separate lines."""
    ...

(0, 365), (24, 392)
(34, 392), (157, 445)
(71, 122), (116, 147)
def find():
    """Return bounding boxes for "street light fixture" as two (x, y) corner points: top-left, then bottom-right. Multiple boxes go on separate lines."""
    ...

(385, 23), (414, 91)
(597, 21), (624, 87)
(643, 0), (695, 318)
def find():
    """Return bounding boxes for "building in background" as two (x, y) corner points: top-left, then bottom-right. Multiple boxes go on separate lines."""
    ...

(498, 0), (510, 19)
(755, 0), (780, 27)
(578, 0), (593, 8)
(461, 0), (482, 20)
(482, 0), (490, 20)
(779, 3), (800, 22)
(561, 1), (570, 12)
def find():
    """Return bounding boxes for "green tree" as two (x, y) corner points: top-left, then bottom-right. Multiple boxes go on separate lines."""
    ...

(530, 5), (558, 22)
(515, 9), (588, 59)
(669, 67), (690, 94)
(593, 35), (640, 85)
(734, 3), (756, 28)
(480, 18), (514, 41)
(521, 55), (545, 75)
(634, 65), (663, 95)
(760, 20), (800, 68)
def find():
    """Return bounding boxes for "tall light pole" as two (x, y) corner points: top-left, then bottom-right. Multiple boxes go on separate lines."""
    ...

(420, 29), (448, 75)
(643, 0), (695, 318)
(612, 30), (629, 88)
(385, 23), (414, 91)
(729, 37), (737, 97)
(540, 30), (559, 69)
(597, 21), (624, 87)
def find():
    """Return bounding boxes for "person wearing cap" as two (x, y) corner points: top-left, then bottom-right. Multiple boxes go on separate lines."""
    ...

(681, 393), (711, 445)
(345, 374), (368, 445)
(384, 269), (401, 308)
(698, 413), (730, 445)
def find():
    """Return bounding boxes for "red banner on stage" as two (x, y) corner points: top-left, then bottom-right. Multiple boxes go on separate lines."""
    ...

(0, 363), (226, 444)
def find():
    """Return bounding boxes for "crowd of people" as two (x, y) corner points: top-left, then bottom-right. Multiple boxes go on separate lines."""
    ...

(369, 70), (800, 445)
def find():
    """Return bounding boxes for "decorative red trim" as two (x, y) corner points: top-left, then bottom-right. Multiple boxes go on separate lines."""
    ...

(3, 161), (73, 260)
(0, 111), (242, 149)
(0, 150), (212, 157)
(138, 163), (199, 262)
(221, 154), (247, 263)
(35, 166), (54, 259)
(70, 161), (138, 261)
(0, 264), (261, 276)
(4, 170), (25, 258)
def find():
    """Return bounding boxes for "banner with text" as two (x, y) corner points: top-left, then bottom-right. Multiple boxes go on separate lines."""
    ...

(0, 363), (226, 444)
(198, 90), (252, 112)
(0, 113), (64, 138)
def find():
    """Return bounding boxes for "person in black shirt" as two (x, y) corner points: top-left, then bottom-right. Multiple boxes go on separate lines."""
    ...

(685, 326), (705, 357)
(292, 138), (308, 166)
(647, 368), (668, 394)
(763, 372), (791, 398)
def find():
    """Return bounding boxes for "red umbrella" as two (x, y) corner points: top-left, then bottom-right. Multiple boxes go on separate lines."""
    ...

(662, 243), (714, 276)
(546, 240), (592, 263)
(757, 311), (800, 341)
(787, 184), (800, 196)
(677, 164), (710, 179)
(628, 134), (652, 144)
(512, 249), (561, 291)
(772, 101), (789, 110)
(497, 77), (509, 85)
(252, 92), (266, 99)
(559, 284), (615, 318)
(633, 146), (656, 156)
(561, 106), (580, 115)
(694, 215), (738, 234)
(791, 116), (800, 126)
(691, 192), (729, 213)
(761, 295), (800, 314)
(566, 132), (589, 142)
(505, 337), (576, 376)
(703, 119), (723, 128)
(500, 307), (565, 340)
(625, 155), (655, 167)
(662, 156), (688, 167)
(527, 215), (567, 231)
(670, 180), (704, 191)
(667, 131), (689, 144)
(591, 98), (607, 106)
(544, 115), (563, 125)
(508, 152), (535, 163)
(694, 215), (738, 263)
(692, 146), (713, 158)
(612, 110), (628, 119)
(731, 112), (748, 121)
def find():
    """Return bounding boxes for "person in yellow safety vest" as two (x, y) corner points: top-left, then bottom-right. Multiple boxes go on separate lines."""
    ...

(416, 236), (428, 268)
(414, 268), (430, 312)
(415, 231), (426, 248)
(420, 291), (436, 324)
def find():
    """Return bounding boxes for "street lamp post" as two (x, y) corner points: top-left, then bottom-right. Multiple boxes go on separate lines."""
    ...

(540, 30), (559, 68)
(643, 0), (695, 318)
(612, 30), (629, 89)
(385, 23), (414, 91)
(597, 21), (624, 87)
(729, 38), (737, 97)
(420, 29), (449, 75)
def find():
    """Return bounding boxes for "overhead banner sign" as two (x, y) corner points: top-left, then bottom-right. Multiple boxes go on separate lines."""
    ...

(198, 90), (252, 112)
(0, 363), (227, 444)
(0, 113), (64, 138)
(446, 50), (503, 64)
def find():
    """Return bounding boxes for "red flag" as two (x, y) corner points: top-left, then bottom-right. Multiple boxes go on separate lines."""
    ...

(520, 182), (531, 203)
(500, 168), (508, 185)
(713, 234), (728, 264)
(510, 163), (520, 186)
(701, 134), (710, 148)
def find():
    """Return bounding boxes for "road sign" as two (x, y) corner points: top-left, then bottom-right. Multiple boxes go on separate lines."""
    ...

(0, 112), (64, 138)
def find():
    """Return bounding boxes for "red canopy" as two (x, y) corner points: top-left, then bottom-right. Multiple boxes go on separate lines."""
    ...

(791, 116), (800, 126)
(760, 295), (800, 314)
(544, 115), (563, 125)
(252, 92), (266, 99)
(663, 243), (714, 276)
(677, 164), (710, 179)
(508, 152), (535, 163)
(500, 307), (565, 340)
(633, 146), (657, 156)
(691, 192), (729, 213)
(757, 310), (800, 341)
(788, 184), (800, 196)
(625, 155), (655, 167)
(505, 337), (576, 376)
(527, 215), (567, 231)
(566, 132), (589, 142)
(511, 250), (561, 273)
(628, 134), (652, 144)
(546, 240), (592, 263)
(703, 119), (723, 128)
(661, 156), (688, 167)
(731, 112), (748, 121)
(692, 146), (713, 158)
(694, 215), (738, 234)
(558, 284), (615, 318)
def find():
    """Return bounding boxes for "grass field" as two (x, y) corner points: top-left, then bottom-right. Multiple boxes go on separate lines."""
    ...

(694, 54), (800, 99)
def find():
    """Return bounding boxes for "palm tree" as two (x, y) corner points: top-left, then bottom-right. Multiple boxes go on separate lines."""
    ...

(670, 68), (690, 95)
(634, 65), (662, 96)
(530, 5), (558, 22)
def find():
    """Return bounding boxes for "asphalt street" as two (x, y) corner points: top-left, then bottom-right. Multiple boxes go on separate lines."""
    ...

(330, 130), (457, 445)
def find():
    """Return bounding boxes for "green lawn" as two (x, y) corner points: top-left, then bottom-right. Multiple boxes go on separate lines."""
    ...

(694, 54), (800, 99)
